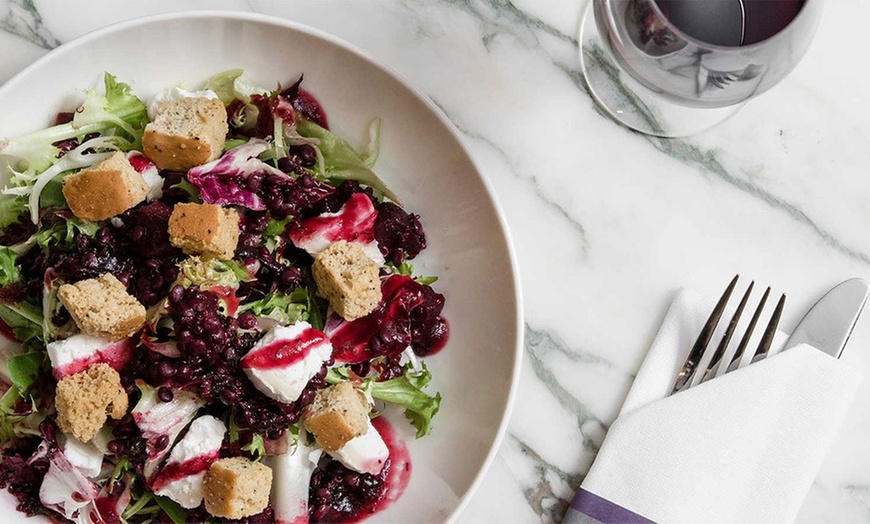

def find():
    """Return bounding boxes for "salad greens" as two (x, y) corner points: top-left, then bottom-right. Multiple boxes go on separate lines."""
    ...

(0, 74), (146, 175)
(0, 301), (42, 344)
(389, 259), (439, 286)
(327, 361), (442, 438)
(175, 256), (252, 289)
(0, 196), (27, 229)
(0, 69), (448, 523)
(0, 246), (20, 286)
(1, 74), (148, 223)
(238, 288), (310, 325)
(201, 69), (269, 105)
(296, 117), (400, 204)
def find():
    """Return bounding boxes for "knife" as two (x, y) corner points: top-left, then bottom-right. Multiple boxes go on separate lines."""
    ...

(783, 278), (870, 358)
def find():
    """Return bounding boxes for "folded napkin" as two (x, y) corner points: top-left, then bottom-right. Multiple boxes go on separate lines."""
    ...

(563, 289), (863, 524)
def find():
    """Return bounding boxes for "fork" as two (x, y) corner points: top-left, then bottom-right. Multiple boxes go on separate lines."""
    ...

(671, 275), (786, 395)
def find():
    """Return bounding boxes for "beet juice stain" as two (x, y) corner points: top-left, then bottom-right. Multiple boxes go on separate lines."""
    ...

(308, 417), (411, 522)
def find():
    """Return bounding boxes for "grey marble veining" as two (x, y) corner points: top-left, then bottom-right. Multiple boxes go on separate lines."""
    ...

(1, 0), (58, 49)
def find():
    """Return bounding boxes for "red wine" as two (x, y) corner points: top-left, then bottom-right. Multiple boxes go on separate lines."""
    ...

(655, 0), (805, 46)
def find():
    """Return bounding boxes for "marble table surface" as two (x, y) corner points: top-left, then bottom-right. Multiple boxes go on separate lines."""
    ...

(2, 0), (870, 522)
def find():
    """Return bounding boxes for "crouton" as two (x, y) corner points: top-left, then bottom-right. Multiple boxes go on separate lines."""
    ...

(55, 363), (128, 442)
(168, 203), (239, 260)
(302, 382), (370, 452)
(143, 97), (228, 170)
(62, 151), (149, 221)
(203, 457), (272, 519)
(311, 241), (382, 321)
(58, 273), (146, 341)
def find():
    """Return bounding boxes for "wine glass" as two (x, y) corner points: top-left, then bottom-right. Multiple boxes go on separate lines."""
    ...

(579, 0), (823, 137)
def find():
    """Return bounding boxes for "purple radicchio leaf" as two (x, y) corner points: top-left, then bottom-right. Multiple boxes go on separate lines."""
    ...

(187, 139), (287, 211)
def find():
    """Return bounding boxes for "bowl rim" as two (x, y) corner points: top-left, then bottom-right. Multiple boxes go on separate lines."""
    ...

(0, 10), (524, 521)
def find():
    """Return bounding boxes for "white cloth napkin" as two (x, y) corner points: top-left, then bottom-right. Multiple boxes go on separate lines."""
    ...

(563, 288), (863, 524)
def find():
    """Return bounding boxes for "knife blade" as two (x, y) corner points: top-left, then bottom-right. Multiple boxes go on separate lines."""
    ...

(784, 278), (870, 358)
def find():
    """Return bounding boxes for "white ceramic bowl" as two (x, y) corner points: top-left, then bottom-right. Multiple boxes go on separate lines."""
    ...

(0, 11), (522, 524)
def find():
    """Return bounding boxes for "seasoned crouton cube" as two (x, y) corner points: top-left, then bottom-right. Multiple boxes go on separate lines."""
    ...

(203, 457), (272, 519)
(62, 151), (149, 221)
(168, 203), (239, 260)
(312, 241), (382, 321)
(58, 273), (146, 341)
(56, 363), (128, 442)
(143, 97), (228, 170)
(302, 382), (370, 452)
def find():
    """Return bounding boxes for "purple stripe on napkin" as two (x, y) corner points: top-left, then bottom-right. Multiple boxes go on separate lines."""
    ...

(563, 488), (656, 524)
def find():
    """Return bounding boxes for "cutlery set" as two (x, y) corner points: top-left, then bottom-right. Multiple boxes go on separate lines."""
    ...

(673, 275), (869, 394)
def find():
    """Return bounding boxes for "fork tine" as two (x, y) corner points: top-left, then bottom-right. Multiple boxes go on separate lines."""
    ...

(699, 281), (754, 384)
(670, 274), (738, 394)
(725, 287), (770, 373)
(751, 293), (786, 363)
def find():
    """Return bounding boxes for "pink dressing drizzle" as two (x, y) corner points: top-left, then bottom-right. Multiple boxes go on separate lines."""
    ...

(210, 285), (240, 317)
(53, 338), (135, 380)
(328, 275), (449, 364)
(241, 328), (329, 370)
(150, 450), (219, 492)
(289, 193), (378, 248)
(372, 417), (411, 511)
(126, 152), (154, 173)
(348, 417), (411, 523)
(278, 515), (311, 524)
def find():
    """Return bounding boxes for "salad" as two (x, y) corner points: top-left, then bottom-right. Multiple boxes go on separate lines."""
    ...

(0, 70), (448, 523)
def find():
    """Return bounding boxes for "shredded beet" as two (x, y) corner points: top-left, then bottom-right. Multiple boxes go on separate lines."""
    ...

(0, 213), (36, 246)
(129, 286), (324, 439)
(374, 203), (427, 265)
(328, 275), (448, 363)
(0, 71), (446, 524)
(44, 202), (182, 306)
(259, 173), (334, 220)
(184, 504), (275, 524)
(0, 435), (56, 519)
(309, 458), (391, 522)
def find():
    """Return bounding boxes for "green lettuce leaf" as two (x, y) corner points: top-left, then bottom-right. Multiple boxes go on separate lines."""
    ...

(43, 277), (75, 343)
(175, 256), (252, 289)
(223, 138), (249, 152)
(360, 118), (381, 168)
(6, 352), (44, 394)
(0, 301), (42, 343)
(386, 260), (438, 285)
(0, 352), (47, 443)
(0, 385), (43, 443)
(169, 178), (202, 203)
(0, 197), (27, 230)
(239, 288), (309, 325)
(121, 491), (160, 522)
(110, 458), (133, 484)
(201, 69), (269, 105)
(296, 117), (400, 204)
(242, 433), (266, 462)
(0, 247), (21, 287)
(3, 135), (126, 223)
(155, 496), (187, 524)
(73, 73), (149, 148)
(327, 362), (441, 438)
(262, 216), (293, 253)
(0, 73), (147, 175)
(305, 276), (326, 331)
(38, 178), (67, 209)
(35, 216), (99, 248)
(265, 216), (293, 237)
